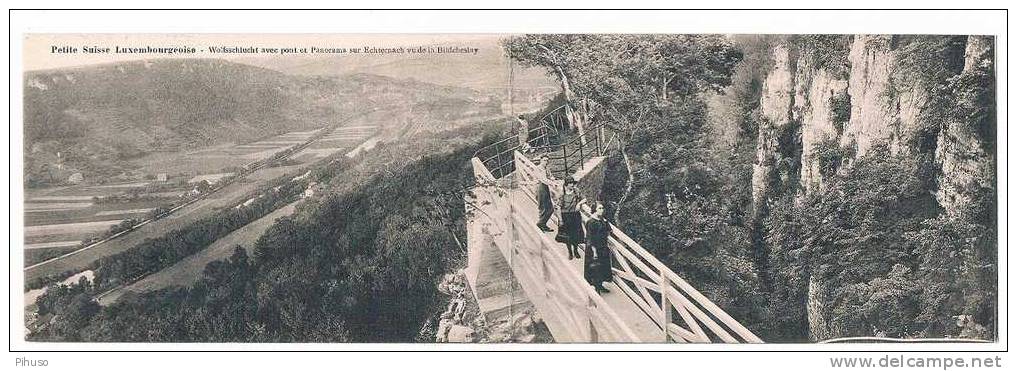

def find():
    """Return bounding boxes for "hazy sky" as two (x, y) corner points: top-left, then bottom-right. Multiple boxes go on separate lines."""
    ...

(24, 33), (506, 71)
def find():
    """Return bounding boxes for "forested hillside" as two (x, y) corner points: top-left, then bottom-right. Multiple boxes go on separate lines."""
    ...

(505, 34), (996, 342)
(29, 124), (503, 342)
(24, 60), (500, 186)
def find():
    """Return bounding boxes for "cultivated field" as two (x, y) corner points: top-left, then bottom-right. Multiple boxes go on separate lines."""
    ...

(25, 170), (280, 280)
(23, 125), (372, 281)
(96, 201), (300, 306)
(292, 124), (378, 162)
(22, 129), (326, 268)
(23, 183), (186, 266)
(129, 129), (322, 175)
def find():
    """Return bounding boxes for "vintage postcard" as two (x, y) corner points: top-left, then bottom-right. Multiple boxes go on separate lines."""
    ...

(17, 31), (1000, 345)
(8, 12), (1007, 371)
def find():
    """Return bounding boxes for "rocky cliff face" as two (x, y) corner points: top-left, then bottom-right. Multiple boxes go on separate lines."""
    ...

(935, 35), (995, 216)
(841, 36), (928, 158)
(752, 34), (993, 214)
(751, 40), (852, 215)
(750, 35), (995, 340)
(751, 44), (801, 219)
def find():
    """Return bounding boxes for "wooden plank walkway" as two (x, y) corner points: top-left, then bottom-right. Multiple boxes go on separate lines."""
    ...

(469, 152), (762, 343)
(499, 181), (665, 342)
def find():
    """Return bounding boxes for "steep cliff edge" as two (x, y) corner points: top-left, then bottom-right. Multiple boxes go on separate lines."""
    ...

(752, 35), (949, 209)
(752, 39), (852, 216)
(753, 34), (993, 220)
(934, 35), (996, 219)
(751, 35), (996, 340)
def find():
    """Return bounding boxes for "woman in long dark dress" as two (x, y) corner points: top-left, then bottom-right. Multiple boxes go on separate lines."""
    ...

(584, 202), (613, 293)
(535, 155), (555, 232)
(558, 177), (586, 260)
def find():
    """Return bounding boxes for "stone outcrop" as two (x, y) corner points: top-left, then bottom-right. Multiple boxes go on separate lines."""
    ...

(751, 35), (995, 340)
(797, 63), (848, 194)
(752, 41), (851, 213)
(752, 35), (992, 215)
(934, 35), (995, 215)
(751, 44), (794, 219)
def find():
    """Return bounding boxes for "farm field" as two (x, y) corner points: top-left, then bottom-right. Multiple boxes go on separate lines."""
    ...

(21, 128), (327, 268)
(25, 200), (164, 226)
(88, 121), (381, 305)
(24, 169), (283, 279)
(96, 201), (301, 306)
(128, 129), (322, 176)
(23, 184), (186, 266)
(23, 124), (368, 281)
(24, 246), (82, 272)
(292, 124), (378, 163)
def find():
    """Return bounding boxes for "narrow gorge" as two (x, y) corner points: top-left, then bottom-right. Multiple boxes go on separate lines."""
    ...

(748, 35), (995, 341)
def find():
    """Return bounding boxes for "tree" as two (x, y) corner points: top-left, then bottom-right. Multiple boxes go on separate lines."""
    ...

(503, 34), (742, 221)
(504, 34), (763, 333)
(763, 144), (958, 340)
(907, 215), (995, 338)
(503, 35), (612, 141)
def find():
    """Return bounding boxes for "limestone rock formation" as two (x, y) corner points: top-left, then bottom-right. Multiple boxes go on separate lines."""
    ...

(751, 35), (995, 340)
(934, 35), (995, 217)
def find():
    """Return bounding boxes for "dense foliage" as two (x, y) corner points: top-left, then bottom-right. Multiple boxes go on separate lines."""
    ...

(90, 173), (313, 291)
(506, 34), (996, 342)
(757, 36), (995, 341)
(506, 34), (768, 331)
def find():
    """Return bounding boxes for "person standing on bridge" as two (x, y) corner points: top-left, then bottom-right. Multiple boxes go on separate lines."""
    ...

(584, 201), (613, 293)
(535, 154), (556, 232)
(516, 115), (531, 153)
(557, 177), (586, 260)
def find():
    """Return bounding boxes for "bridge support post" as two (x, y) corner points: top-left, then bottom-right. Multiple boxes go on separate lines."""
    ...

(539, 231), (550, 298)
(506, 177), (516, 283)
(597, 126), (604, 155)
(659, 272), (672, 342)
(587, 297), (599, 343)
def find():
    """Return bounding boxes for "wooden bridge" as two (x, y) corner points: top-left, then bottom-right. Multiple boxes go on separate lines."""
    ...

(465, 107), (762, 343)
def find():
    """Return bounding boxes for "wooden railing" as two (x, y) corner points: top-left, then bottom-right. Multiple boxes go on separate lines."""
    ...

(470, 157), (640, 342)
(475, 105), (613, 180)
(602, 222), (764, 343)
(468, 151), (762, 343)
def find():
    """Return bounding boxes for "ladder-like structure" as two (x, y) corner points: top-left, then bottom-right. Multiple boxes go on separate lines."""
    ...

(467, 110), (762, 343)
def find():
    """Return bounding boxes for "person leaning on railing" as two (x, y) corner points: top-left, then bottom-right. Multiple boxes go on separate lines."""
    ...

(535, 154), (557, 232)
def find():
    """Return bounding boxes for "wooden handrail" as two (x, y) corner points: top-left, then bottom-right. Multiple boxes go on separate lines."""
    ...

(472, 153), (642, 342)
(472, 149), (761, 343)
(510, 211), (640, 342)
(473, 109), (611, 180)
(606, 225), (762, 343)
(510, 151), (763, 343)
(471, 157), (496, 182)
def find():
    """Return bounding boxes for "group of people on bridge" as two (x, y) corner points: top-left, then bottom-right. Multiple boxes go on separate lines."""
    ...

(532, 154), (613, 294)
